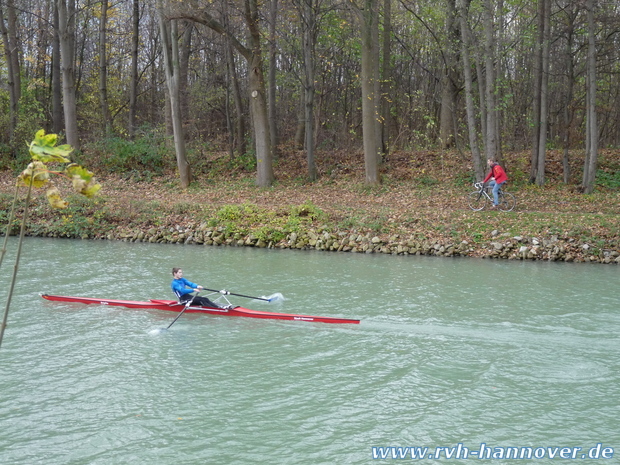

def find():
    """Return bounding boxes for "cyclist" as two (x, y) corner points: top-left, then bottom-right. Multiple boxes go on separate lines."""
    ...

(483, 158), (508, 208)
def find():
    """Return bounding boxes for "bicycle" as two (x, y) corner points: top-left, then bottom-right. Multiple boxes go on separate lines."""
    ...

(467, 182), (516, 212)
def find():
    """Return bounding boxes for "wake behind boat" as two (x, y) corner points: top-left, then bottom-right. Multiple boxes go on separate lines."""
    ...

(41, 294), (361, 324)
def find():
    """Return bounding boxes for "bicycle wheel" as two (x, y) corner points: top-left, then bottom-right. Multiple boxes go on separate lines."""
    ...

(498, 191), (516, 212)
(468, 191), (486, 211)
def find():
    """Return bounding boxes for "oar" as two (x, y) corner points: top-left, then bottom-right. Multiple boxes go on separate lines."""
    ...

(164, 293), (197, 330)
(201, 287), (282, 302)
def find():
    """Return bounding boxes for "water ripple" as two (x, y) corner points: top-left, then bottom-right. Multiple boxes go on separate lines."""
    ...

(1, 239), (619, 464)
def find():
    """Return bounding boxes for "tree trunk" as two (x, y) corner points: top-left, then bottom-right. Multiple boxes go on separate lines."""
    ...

(149, 31), (160, 126)
(458, 0), (484, 180)
(535, 0), (551, 186)
(36, 1), (50, 110)
(268, 0), (279, 156)
(170, 0), (274, 186)
(529, 0), (544, 182)
(301, 0), (317, 180)
(248, 55), (274, 187)
(474, 46), (486, 153)
(482, 0), (497, 161)
(439, 0), (459, 149)
(179, 22), (193, 129)
(357, 0), (380, 184)
(52, 4), (63, 134)
(99, 0), (111, 137)
(158, 7), (191, 188)
(294, 90), (305, 150)
(561, 6), (577, 184)
(0, 0), (21, 148)
(128, 0), (139, 139)
(5, 0), (20, 104)
(582, 0), (598, 194)
(227, 41), (247, 157)
(371, 1), (382, 166)
(380, 0), (392, 157)
(245, 0), (274, 187)
(439, 77), (457, 150)
(221, 1), (245, 157)
(57, 0), (80, 150)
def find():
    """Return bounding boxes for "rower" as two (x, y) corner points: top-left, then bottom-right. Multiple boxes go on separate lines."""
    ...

(171, 268), (233, 309)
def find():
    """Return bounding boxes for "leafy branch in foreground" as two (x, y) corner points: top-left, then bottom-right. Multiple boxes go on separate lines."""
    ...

(0, 130), (101, 349)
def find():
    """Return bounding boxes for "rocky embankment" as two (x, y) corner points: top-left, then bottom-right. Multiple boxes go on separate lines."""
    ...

(50, 223), (618, 264)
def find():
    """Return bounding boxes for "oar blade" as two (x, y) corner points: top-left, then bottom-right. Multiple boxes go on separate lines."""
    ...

(262, 292), (284, 302)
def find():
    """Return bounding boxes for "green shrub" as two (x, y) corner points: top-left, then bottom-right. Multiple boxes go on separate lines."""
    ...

(86, 131), (174, 175)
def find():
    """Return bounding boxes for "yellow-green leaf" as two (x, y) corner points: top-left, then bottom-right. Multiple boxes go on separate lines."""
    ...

(81, 182), (101, 198)
(70, 173), (100, 196)
(65, 163), (94, 181)
(35, 129), (57, 146)
(46, 187), (69, 209)
(29, 129), (72, 163)
(66, 164), (101, 197)
(72, 176), (101, 197)
(18, 161), (49, 188)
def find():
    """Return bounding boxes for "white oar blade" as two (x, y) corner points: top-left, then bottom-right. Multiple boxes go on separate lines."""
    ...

(262, 292), (284, 302)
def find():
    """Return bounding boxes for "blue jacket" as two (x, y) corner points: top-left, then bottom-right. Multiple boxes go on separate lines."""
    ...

(171, 277), (198, 299)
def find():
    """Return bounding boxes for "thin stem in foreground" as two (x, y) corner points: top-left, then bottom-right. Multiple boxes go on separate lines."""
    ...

(0, 180), (33, 349)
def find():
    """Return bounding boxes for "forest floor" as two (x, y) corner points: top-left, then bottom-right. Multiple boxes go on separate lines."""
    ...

(1, 147), (619, 259)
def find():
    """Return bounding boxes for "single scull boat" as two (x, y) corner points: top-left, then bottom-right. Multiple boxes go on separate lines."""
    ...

(41, 294), (360, 324)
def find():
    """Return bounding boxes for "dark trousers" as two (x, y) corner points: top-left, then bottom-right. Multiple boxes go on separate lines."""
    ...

(181, 295), (219, 308)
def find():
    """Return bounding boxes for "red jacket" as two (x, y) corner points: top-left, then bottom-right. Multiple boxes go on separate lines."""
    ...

(483, 163), (508, 184)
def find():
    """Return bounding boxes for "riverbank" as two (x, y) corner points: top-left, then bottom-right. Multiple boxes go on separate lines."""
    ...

(1, 149), (618, 264)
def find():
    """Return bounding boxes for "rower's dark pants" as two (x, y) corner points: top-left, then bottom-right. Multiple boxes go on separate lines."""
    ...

(181, 296), (219, 308)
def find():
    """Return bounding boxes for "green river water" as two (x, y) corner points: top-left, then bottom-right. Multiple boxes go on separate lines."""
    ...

(0, 237), (618, 464)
